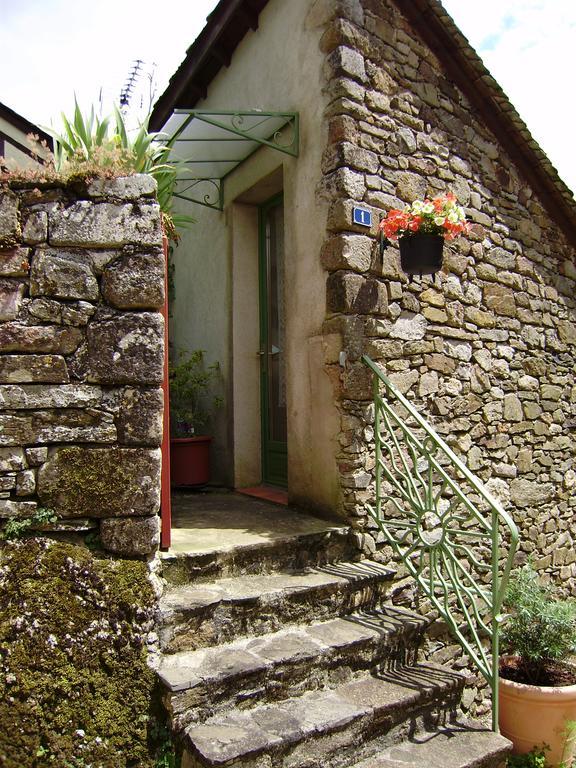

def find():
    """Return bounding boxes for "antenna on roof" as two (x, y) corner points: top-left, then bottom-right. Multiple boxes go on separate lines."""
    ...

(119, 59), (144, 111)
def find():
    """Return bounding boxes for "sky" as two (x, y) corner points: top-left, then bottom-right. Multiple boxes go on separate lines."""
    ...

(0, 0), (574, 195)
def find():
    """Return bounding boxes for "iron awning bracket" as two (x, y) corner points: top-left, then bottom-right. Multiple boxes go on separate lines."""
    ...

(165, 109), (299, 210)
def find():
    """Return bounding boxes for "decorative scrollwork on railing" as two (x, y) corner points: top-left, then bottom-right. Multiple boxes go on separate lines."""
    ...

(362, 355), (518, 732)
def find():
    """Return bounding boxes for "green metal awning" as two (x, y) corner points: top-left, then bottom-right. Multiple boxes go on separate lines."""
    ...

(164, 110), (299, 210)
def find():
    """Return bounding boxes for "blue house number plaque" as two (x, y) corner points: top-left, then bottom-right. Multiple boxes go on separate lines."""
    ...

(352, 207), (372, 227)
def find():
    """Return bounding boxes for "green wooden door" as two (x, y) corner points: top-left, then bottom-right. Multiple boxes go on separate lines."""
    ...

(259, 194), (287, 487)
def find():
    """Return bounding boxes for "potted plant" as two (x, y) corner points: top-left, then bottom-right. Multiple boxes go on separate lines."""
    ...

(169, 349), (222, 487)
(379, 192), (469, 276)
(499, 564), (576, 768)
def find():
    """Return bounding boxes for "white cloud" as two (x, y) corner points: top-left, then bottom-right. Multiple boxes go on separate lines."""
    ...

(441, 0), (576, 194)
(0, 0), (219, 127)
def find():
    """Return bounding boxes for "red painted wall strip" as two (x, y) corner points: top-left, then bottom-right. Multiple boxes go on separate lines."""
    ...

(160, 235), (172, 549)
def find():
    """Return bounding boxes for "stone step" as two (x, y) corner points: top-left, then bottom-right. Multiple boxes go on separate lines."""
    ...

(180, 663), (467, 768)
(159, 606), (429, 731)
(163, 496), (358, 586)
(347, 725), (511, 768)
(158, 560), (396, 654)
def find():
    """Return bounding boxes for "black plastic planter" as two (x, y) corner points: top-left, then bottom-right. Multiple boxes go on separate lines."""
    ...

(399, 234), (444, 276)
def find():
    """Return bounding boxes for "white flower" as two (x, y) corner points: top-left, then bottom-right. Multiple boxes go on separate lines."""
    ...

(447, 211), (459, 223)
(422, 203), (434, 214)
(411, 201), (423, 213)
(434, 216), (445, 226)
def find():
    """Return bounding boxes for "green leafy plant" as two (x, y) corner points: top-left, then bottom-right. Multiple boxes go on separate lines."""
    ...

(501, 564), (576, 685)
(1, 507), (58, 541)
(505, 722), (576, 768)
(169, 350), (222, 437)
(506, 746), (548, 768)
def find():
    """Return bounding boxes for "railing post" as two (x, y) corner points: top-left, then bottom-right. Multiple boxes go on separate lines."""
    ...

(373, 374), (382, 520)
(492, 507), (500, 733)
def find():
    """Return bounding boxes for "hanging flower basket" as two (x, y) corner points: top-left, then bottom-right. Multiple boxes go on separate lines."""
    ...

(399, 233), (444, 275)
(379, 192), (469, 277)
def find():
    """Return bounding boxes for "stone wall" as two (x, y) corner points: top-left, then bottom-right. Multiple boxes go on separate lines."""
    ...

(318, 1), (576, 585)
(0, 175), (164, 556)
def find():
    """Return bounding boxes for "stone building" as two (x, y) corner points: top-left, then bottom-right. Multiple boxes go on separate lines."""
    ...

(0, 101), (52, 168)
(151, 0), (576, 577)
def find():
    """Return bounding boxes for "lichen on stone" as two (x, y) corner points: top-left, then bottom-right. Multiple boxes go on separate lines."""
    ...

(0, 538), (160, 767)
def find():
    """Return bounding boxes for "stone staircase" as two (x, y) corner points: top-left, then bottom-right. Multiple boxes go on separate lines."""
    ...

(156, 508), (510, 768)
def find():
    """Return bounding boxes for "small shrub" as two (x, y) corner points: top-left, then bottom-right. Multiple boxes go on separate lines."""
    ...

(501, 564), (576, 685)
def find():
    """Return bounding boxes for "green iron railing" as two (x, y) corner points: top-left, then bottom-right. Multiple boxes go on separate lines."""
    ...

(362, 355), (518, 732)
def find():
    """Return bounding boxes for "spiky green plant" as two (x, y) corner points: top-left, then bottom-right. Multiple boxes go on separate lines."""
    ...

(45, 99), (193, 240)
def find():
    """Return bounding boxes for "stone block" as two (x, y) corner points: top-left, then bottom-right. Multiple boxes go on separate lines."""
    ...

(321, 168), (366, 200)
(485, 247), (515, 270)
(321, 235), (373, 273)
(28, 297), (96, 327)
(558, 321), (576, 345)
(389, 312), (427, 341)
(483, 284), (516, 317)
(323, 142), (379, 175)
(389, 369), (418, 395)
(0, 322), (83, 354)
(395, 172), (427, 202)
(541, 384), (563, 401)
(0, 409), (116, 446)
(49, 201), (162, 248)
(87, 175), (157, 200)
(0, 354), (69, 383)
(503, 394), (523, 422)
(327, 199), (381, 237)
(423, 353), (456, 374)
(0, 190), (20, 247)
(30, 249), (99, 301)
(25, 446), (48, 466)
(112, 388), (164, 446)
(22, 210), (48, 244)
(326, 46), (366, 83)
(327, 272), (388, 315)
(37, 446), (161, 518)
(0, 383), (103, 410)
(0, 447), (26, 471)
(79, 312), (164, 385)
(0, 499), (37, 518)
(101, 515), (160, 555)
(0, 279), (26, 321)
(443, 339), (472, 362)
(101, 249), (165, 309)
(16, 469), (36, 496)
(0, 247), (30, 276)
(510, 479), (554, 509)
(341, 361), (373, 400)
(464, 307), (495, 329)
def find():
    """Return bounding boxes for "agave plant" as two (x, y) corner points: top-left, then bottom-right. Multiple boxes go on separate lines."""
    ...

(45, 99), (193, 240)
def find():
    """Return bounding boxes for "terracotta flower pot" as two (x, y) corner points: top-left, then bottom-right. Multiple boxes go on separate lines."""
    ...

(170, 436), (212, 487)
(499, 666), (576, 768)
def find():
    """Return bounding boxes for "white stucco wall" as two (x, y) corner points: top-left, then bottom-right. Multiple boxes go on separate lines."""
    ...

(169, 0), (342, 513)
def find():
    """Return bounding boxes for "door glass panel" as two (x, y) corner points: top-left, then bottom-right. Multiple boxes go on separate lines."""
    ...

(266, 202), (287, 444)
(259, 195), (287, 487)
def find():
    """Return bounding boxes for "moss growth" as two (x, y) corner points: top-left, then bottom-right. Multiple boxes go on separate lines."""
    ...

(39, 447), (158, 517)
(0, 538), (161, 767)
